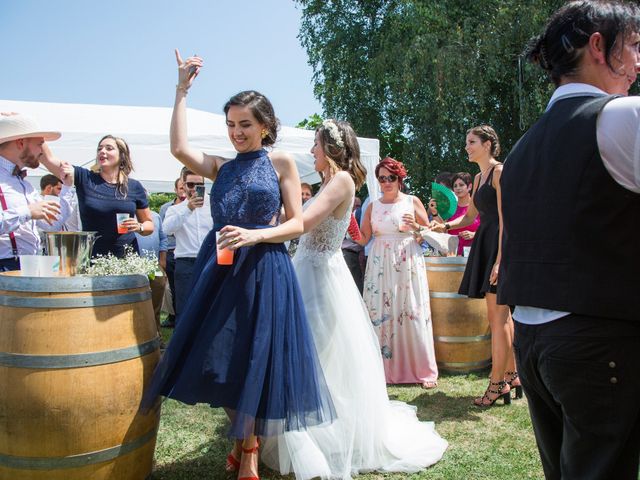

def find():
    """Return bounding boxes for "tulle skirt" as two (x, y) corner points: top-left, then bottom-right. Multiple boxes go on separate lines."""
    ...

(261, 250), (448, 479)
(140, 229), (335, 439)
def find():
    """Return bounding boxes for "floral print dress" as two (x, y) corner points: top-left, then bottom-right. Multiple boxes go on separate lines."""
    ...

(363, 195), (438, 384)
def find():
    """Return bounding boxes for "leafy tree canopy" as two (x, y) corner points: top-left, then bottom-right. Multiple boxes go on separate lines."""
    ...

(295, 0), (567, 197)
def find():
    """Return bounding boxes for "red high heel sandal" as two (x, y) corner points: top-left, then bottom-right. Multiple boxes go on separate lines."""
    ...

(237, 442), (260, 480)
(225, 439), (242, 472)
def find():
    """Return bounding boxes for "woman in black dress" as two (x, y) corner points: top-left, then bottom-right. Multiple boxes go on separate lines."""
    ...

(432, 125), (520, 406)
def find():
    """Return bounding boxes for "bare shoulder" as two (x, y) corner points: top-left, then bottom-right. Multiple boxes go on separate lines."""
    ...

(333, 170), (354, 187)
(268, 150), (296, 172)
(492, 163), (504, 188)
(411, 194), (426, 207)
(329, 171), (355, 197)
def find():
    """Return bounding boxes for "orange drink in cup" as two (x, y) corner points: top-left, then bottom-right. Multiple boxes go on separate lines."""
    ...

(216, 231), (234, 265)
(116, 213), (130, 234)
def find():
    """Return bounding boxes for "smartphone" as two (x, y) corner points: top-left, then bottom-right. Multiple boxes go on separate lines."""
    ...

(195, 185), (205, 198)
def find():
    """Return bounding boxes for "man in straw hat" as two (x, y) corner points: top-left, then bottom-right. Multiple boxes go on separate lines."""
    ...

(0, 112), (75, 271)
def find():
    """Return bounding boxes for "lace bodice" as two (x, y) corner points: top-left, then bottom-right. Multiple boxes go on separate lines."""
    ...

(210, 149), (282, 228)
(296, 196), (352, 266)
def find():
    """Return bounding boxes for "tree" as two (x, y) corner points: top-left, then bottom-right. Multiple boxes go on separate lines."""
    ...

(295, 0), (564, 198)
(296, 113), (324, 130)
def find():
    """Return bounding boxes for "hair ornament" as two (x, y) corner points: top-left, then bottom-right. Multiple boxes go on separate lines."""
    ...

(322, 119), (345, 148)
(561, 34), (575, 54)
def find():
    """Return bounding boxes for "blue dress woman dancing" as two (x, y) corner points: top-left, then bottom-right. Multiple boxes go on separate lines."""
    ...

(142, 51), (334, 480)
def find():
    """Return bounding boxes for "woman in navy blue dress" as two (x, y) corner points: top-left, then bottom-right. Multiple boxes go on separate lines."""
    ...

(141, 50), (334, 480)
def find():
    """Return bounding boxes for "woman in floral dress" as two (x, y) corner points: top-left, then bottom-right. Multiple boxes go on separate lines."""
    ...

(359, 157), (438, 388)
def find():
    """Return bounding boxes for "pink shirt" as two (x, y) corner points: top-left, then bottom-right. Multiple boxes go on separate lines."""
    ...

(447, 203), (480, 256)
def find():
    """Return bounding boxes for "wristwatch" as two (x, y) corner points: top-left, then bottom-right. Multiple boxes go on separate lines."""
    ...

(444, 223), (451, 231)
(139, 223), (144, 233)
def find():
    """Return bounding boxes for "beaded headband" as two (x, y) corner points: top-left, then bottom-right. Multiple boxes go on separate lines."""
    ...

(322, 119), (344, 148)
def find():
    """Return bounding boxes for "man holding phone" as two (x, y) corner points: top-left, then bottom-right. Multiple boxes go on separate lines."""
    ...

(163, 167), (212, 326)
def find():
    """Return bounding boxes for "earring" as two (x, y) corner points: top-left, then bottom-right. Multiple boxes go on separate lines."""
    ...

(260, 129), (268, 139)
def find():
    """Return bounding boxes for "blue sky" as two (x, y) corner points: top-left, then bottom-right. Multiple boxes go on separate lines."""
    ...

(0, 0), (323, 126)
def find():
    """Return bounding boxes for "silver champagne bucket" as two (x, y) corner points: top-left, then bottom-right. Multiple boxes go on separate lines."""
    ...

(46, 232), (98, 276)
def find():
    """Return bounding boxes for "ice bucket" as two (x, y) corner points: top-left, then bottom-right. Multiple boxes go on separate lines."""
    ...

(46, 232), (98, 276)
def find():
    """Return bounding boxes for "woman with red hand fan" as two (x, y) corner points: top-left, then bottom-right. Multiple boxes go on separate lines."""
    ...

(261, 120), (447, 478)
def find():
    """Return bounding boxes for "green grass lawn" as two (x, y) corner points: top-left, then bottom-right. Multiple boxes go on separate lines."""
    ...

(152, 328), (543, 480)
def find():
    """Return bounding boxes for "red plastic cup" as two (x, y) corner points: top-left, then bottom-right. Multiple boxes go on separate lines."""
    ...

(116, 213), (130, 234)
(216, 232), (234, 265)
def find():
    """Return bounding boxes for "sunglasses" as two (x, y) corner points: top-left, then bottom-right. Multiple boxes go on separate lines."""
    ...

(377, 175), (398, 183)
(185, 182), (205, 189)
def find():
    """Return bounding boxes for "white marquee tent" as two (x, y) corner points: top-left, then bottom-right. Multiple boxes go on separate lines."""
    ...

(1, 100), (380, 197)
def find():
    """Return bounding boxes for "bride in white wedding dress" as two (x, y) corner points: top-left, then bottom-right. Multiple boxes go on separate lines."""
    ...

(261, 120), (447, 479)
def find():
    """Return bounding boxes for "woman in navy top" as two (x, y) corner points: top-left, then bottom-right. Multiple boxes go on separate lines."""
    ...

(44, 135), (154, 257)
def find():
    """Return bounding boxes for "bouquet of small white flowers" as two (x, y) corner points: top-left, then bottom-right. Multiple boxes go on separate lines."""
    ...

(84, 246), (159, 280)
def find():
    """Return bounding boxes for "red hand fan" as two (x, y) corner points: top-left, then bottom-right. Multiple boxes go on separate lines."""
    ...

(347, 213), (362, 241)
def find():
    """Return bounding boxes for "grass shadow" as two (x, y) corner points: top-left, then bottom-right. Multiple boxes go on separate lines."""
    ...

(150, 412), (293, 480)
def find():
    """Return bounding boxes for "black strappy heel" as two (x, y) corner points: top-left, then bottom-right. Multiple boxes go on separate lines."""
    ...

(473, 380), (511, 407)
(505, 371), (524, 399)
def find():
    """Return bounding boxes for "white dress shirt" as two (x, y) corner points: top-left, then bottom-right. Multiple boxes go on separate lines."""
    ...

(163, 195), (213, 259)
(514, 83), (640, 324)
(0, 155), (75, 257)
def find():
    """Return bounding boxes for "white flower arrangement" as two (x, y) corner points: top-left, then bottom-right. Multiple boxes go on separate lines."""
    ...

(84, 246), (159, 280)
(322, 119), (344, 148)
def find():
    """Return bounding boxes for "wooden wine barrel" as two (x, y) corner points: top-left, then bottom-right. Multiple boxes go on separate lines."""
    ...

(425, 256), (491, 374)
(0, 273), (161, 480)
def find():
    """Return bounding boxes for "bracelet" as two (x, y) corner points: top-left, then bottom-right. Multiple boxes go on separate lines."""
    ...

(176, 84), (190, 94)
(444, 223), (450, 230)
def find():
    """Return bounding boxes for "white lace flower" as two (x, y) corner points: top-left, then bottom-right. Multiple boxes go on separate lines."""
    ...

(322, 119), (345, 148)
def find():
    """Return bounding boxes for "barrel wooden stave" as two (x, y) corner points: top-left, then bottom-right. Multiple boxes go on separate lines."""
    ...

(0, 275), (160, 480)
(0, 440), (156, 480)
(426, 257), (492, 374)
(0, 355), (159, 456)
(0, 287), (157, 354)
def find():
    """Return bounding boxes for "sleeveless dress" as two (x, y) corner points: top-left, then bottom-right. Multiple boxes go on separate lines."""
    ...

(141, 149), (335, 439)
(261, 192), (448, 479)
(362, 195), (438, 384)
(459, 166), (499, 298)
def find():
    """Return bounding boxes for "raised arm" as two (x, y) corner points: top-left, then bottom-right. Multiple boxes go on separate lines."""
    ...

(40, 143), (74, 186)
(171, 49), (224, 180)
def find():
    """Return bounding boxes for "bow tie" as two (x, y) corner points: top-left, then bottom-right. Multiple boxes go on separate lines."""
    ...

(12, 165), (27, 179)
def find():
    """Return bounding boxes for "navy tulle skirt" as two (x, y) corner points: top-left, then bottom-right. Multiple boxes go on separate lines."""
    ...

(141, 229), (335, 438)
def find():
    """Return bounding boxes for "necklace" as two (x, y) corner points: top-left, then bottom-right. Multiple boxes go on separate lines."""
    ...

(479, 161), (497, 184)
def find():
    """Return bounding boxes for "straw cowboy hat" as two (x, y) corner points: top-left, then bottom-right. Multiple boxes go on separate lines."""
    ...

(0, 113), (61, 144)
